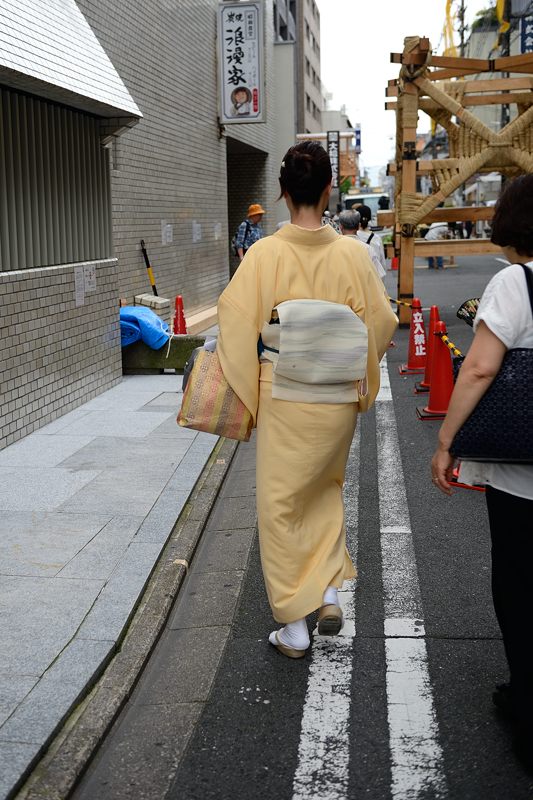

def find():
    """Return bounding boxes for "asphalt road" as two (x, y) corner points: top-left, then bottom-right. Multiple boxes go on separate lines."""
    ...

(72, 256), (533, 800)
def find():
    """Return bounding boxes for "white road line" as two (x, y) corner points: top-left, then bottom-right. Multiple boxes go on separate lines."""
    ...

(291, 428), (359, 800)
(375, 357), (447, 799)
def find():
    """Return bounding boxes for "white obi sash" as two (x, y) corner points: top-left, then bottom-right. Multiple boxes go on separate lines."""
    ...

(260, 299), (368, 404)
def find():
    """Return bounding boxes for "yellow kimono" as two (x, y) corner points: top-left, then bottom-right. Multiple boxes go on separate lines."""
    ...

(217, 224), (398, 623)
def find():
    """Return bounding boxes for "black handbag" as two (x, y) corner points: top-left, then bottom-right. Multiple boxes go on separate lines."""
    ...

(450, 263), (533, 464)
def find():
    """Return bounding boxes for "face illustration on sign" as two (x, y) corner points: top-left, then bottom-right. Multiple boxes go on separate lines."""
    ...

(231, 86), (252, 116)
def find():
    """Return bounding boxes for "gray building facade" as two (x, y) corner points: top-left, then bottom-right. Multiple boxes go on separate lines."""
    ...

(1, 0), (283, 448)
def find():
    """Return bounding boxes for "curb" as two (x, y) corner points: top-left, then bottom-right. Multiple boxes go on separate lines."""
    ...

(15, 437), (239, 800)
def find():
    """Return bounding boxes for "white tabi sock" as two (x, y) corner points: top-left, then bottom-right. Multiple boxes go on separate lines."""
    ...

(269, 618), (310, 650)
(322, 586), (339, 607)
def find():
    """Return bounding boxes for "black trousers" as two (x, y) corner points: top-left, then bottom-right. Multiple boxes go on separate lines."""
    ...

(486, 485), (533, 717)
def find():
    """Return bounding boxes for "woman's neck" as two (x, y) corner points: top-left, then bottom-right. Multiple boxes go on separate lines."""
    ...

(289, 205), (323, 230)
(502, 245), (533, 264)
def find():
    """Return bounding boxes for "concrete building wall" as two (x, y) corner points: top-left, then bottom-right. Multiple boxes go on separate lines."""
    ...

(296, 0), (322, 133)
(77, 0), (280, 301)
(272, 41), (297, 225)
(76, 0), (230, 313)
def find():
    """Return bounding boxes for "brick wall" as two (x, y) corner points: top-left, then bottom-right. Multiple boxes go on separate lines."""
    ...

(0, 260), (121, 448)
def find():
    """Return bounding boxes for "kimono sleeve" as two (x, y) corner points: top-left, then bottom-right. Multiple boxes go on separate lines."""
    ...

(357, 264), (398, 412)
(217, 253), (262, 425)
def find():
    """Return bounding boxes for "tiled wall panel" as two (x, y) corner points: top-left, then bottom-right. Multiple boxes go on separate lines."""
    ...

(0, 259), (121, 449)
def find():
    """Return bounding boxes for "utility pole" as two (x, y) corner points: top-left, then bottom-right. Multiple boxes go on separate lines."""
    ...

(501, 0), (512, 129)
(458, 0), (466, 56)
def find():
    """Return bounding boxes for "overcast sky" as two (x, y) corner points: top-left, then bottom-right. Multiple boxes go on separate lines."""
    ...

(315, 0), (490, 170)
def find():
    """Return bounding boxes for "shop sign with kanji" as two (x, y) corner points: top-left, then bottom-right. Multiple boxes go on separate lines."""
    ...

(521, 16), (533, 54)
(327, 131), (340, 189)
(218, 2), (265, 124)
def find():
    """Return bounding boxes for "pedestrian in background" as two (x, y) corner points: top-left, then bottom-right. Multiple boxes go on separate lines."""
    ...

(355, 204), (387, 274)
(217, 141), (397, 659)
(321, 208), (341, 233)
(338, 209), (386, 281)
(431, 174), (533, 770)
(235, 203), (265, 262)
(424, 222), (449, 269)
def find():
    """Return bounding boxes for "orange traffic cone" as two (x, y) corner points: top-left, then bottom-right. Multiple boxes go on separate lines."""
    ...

(399, 298), (427, 375)
(415, 305), (440, 393)
(391, 256), (399, 271)
(173, 295), (187, 334)
(416, 321), (454, 420)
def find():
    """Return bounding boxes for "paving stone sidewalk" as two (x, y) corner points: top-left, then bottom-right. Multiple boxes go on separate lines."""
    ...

(0, 375), (218, 799)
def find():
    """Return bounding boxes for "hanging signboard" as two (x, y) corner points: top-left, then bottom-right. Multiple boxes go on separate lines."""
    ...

(218, 2), (265, 124)
(354, 124), (361, 155)
(327, 131), (340, 189)
(521, 16), (533, 53)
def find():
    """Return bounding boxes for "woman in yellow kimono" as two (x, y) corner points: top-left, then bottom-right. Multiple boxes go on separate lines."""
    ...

(217, 142), (397, 658)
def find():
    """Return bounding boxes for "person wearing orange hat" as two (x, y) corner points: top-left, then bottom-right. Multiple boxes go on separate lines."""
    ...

(235, 203), (266, 262)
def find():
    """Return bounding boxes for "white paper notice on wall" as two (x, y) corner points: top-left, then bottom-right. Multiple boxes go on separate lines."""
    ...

(161, 220), (173, 245)
(214, 222), (222, 241)
(74, 266), (85, 307)
(192, 221), (202, 243)
(84, 264), (96, 292)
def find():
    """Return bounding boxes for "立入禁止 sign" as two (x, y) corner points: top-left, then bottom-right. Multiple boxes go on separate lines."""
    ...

(218, 2), (265, 124)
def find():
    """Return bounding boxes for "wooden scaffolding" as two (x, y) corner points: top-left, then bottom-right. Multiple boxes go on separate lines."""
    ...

(381, 38), (533, 324)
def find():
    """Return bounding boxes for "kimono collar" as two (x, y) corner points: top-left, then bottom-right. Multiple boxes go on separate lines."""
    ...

(274, 223), (340, 246)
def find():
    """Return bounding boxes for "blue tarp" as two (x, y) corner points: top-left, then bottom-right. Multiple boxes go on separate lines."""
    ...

(120, 306), (170, 350)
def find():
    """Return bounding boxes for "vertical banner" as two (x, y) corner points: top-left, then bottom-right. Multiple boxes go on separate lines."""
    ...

(354, 124), (361, 154)
(521, 16), (533, 53)
(327, 131), (340, 189)
(218, 2), (265, 124)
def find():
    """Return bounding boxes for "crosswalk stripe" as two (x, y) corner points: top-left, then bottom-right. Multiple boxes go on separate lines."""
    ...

(376, 357), (447, 799)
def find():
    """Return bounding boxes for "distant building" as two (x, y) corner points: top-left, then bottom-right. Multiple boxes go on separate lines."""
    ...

(272, 0), (325, 224)
(295, 0), (322, 134)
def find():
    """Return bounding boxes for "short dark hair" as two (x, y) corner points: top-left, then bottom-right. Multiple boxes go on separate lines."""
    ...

(278, 141), (332, 207)
(491, 174), (533, 256)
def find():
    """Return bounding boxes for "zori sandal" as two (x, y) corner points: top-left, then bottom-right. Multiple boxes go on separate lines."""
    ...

(317, 604), (344, 636)
(268, 630), (307, 659)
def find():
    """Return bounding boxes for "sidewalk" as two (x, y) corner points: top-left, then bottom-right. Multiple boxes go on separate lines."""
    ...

(0, 375), (218, 799)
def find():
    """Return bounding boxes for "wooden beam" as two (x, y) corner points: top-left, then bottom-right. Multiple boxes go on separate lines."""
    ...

(496, 53), (533, 71)
(428, 67), (481, 81)
(378, 206), (495, 227)
(387, 160), (435, 175)
(391, 52), (533, 72)
(418, 93), (533, 110)
(450, 77), (533, 93)
(385, 239), (499, 258)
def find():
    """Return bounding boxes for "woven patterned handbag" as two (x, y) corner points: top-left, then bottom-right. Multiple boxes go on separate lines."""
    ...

(450, 263), (533, 463)
(177, 348), (253, 442)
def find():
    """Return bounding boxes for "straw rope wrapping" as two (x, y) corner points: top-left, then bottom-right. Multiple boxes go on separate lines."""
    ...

(395, 75), (533, 226)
